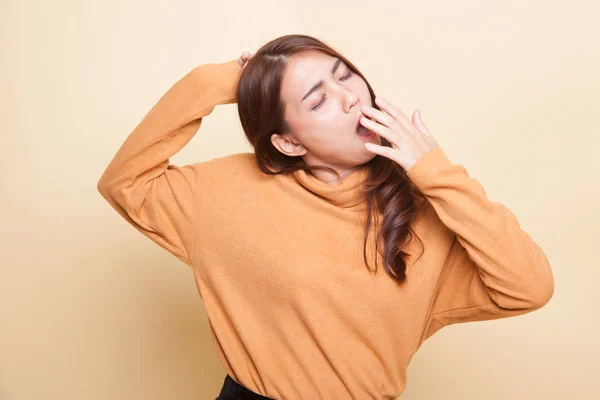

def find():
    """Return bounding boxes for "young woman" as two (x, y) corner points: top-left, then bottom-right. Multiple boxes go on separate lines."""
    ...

(97, 34), (554, 399)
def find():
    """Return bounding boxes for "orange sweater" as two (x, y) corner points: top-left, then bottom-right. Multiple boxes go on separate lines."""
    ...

(97, 59), (555, 399)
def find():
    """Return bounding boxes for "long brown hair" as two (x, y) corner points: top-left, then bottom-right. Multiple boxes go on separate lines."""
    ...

(236, 34), (426, 283)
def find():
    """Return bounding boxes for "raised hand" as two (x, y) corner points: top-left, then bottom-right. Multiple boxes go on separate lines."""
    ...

(361, 96), (439, 172)
(237, 51), (255, 68)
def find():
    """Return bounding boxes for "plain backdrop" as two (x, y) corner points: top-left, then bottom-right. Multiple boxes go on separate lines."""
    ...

(1, 0), (599, 399)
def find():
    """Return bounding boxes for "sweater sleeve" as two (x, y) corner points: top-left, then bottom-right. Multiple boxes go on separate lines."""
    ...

(406, 147), (555, 343)
(96, 59), (242, 267)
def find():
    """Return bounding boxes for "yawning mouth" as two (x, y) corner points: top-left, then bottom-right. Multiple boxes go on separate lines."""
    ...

(356, 114), (376, 138)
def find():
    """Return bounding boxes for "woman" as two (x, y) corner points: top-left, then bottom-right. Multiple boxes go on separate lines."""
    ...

(97, 34), (554, 399)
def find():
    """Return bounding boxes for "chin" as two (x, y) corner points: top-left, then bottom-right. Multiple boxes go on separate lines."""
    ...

(357, 150), (378, 165)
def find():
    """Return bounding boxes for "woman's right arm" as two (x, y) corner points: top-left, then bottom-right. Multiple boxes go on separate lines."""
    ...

(96, 59), (242, 268)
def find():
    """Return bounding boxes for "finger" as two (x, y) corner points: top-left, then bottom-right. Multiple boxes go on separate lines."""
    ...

(364, 142), (400, 163)
(375, 97), (414, 131)
(413, 109), (431, 136)
(362, 105), (397, 131)
(360, 116), (404, 148)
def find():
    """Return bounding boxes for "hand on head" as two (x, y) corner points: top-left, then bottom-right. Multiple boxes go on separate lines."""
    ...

(237, 51), (255, 68)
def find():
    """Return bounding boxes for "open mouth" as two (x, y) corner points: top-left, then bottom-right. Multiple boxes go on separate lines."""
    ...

(356, 116), (376, 138)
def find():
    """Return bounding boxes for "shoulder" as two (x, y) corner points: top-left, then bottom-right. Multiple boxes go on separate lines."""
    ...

(197, 152), (257, 173)
(191, 152), (285, 211)
(202, 151), (255, 165)
(193, 152), (271, 185)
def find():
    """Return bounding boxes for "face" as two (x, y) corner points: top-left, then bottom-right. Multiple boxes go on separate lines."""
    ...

(273, 50), (382, 178)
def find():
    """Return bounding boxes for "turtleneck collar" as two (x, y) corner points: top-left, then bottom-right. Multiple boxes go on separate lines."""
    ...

(290, 165), (369, 208)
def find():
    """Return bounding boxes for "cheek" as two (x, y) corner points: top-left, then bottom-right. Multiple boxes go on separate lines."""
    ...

(300, 128), (341, 152)
(321, 109), (348, 131)
(306, 115), (342, 137)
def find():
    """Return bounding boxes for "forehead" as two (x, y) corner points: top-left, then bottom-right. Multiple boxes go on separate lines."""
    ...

(281, 51), (341, 104)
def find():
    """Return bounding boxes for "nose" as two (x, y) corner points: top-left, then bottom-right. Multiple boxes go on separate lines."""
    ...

(329, 81), (360, 113)
(344, 90), (359, 113)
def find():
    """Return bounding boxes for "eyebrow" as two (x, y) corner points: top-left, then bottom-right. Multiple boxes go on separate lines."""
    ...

(301, 58), (343, 102)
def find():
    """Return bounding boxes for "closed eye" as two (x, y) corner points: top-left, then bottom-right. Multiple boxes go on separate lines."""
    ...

(311, 71), (354, 111)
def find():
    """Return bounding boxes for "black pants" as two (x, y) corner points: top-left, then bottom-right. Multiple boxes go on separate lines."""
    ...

(215, 374), (275, 400)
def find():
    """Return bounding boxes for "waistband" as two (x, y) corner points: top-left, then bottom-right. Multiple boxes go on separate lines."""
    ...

(216, 374), (275, 400)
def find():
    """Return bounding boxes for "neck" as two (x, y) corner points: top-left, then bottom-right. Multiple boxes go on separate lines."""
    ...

(307, 164), (367, 186)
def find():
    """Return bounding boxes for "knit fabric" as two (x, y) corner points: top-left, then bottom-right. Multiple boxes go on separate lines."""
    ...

(97, 59), (554, 399)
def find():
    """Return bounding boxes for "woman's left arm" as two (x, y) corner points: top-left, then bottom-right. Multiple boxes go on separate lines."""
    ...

(362, 97), (555, 343)
(408, 146), (554, 344)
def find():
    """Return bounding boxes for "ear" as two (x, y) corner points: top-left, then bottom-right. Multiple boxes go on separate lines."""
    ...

(270, 133), (307, 157)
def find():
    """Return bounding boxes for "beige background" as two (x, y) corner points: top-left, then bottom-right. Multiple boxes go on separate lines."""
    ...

(1, 0), (598, 399)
